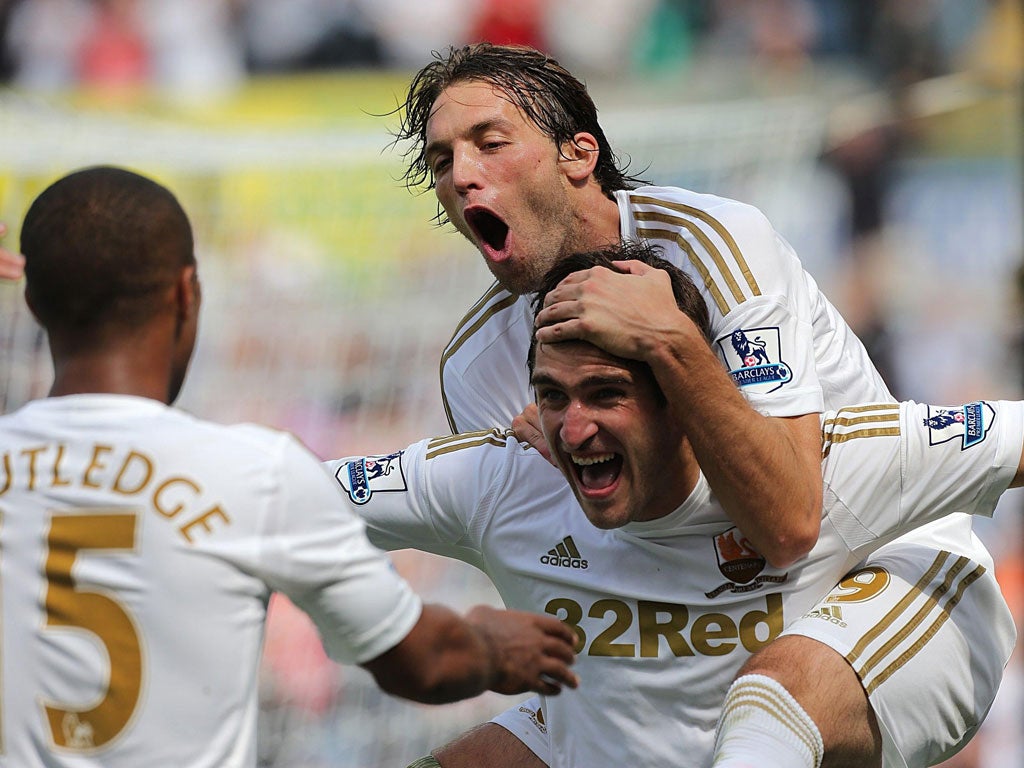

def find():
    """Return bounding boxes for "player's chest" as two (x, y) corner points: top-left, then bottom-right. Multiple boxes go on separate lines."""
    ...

(480, 519), (792, 664)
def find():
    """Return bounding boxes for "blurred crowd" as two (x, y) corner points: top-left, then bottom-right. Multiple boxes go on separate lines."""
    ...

(0, 0), (1019, 96)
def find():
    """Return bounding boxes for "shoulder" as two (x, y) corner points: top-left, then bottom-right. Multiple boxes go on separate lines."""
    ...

(440, 284), (535, 432)
(624, 185), (772, 235)
(420, 429), (563, 496)
(623, 186), (791, 318)
(443, 282), (531, 362)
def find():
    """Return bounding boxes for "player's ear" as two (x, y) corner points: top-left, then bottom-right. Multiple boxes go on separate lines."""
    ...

(174, 265), (200, 337)
(559, 132), (600, 182)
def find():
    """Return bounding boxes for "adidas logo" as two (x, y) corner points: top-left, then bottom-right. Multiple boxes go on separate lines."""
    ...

(540, 535), (589, 570)
(804, 605), (846, 628)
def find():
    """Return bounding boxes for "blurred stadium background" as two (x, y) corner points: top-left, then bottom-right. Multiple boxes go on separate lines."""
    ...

(0, 1), (1021, 766)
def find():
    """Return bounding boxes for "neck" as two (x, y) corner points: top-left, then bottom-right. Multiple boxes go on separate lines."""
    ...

(47, 325), (177, 404)
(575, 184), (623, 250)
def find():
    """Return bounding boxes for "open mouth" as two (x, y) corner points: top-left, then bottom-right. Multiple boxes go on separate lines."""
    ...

(571, 453), (623, 493)
(465, 208), (509, 253)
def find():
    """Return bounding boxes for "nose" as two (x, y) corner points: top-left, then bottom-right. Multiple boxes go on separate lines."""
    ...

(559, 402), (598, 451)
(451, 146), (484, 194)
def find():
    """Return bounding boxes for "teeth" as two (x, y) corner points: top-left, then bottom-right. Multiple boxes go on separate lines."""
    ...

(571, 453), (614, 466)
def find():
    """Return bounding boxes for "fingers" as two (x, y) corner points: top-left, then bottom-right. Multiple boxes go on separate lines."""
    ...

(536, 659), (579, 695)
(480, 608), (580, 696)
(0, 249), (25, 281)
(511, 405), (556, 466)
(0, 225), (26, 281)
(610, 259), (652, 276)
(538, 613), (579, 650)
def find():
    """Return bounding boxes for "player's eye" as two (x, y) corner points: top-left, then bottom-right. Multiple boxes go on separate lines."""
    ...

(593, 387), (626, 403)
(536, 388), (568, 408)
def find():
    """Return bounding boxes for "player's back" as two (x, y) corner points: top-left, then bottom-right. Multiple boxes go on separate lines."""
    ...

(1, 394), (328, 766)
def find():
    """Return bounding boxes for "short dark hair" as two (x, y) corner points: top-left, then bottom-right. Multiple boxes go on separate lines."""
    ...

(21, 166), (194, 333)
(393, 43), (648, 224)
(527, 241), (712, 376)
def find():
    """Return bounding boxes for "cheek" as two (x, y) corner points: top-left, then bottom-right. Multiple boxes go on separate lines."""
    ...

(538, 413), (561, 444)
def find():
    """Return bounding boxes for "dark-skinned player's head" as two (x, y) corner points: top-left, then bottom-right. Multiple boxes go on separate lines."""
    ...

(21, 166), (198, 400)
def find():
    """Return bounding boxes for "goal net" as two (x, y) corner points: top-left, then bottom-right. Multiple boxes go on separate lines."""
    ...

(0, 79), (829, 767)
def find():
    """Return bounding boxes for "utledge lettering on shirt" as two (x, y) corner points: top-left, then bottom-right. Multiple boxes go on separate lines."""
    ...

(0, 442), (231, 543)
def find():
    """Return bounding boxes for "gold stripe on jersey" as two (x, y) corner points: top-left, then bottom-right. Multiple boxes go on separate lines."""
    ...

(820, 404), (900, 459)
(638, 226), (730, 315)
(439, 283), (518, 433)
(636, 211), (747, 305)
(862, 562), (986, 695)
(426, 428), (511, 460)
(631, 194), (760, 302)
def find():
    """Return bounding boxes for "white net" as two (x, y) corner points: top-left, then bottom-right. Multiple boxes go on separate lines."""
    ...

(0, 82), (829, 766)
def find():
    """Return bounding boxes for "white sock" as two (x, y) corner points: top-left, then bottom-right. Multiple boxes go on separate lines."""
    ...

(711, 674), (824, 768)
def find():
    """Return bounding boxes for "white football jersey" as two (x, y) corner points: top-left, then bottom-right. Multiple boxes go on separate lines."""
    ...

(0, 395), (421, 768)
(439, 184), (984, 560)
(327, 400), (1022, 767)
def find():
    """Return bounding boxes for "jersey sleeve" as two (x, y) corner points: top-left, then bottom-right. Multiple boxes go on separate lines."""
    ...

(821, 400), (1023, 556)
(703, 221), (824, 418)
(627, 188), (828, 418)
(322, 429), (522, 571)
(254, 433), (423, 666)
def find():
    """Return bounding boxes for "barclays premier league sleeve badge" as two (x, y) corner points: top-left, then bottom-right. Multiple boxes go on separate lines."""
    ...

(715, 327), (793, 394)
(922, 402), (995, 450)
(335, 452), (407, 504)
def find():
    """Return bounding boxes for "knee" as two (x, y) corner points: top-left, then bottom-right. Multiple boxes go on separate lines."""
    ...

(736, 635), (829, 696)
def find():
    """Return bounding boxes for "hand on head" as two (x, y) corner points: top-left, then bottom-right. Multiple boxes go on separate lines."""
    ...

(534, 260), (689, 362)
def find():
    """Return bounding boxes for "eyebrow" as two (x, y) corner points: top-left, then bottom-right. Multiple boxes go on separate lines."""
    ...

(425, 117), (518, 161)
(530, 372), (633, 390)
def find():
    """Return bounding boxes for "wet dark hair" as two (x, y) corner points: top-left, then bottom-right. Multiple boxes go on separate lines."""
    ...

(21, 166), (194, 333)
(393, 43), (648, 224)
(527, 240), (712, 377)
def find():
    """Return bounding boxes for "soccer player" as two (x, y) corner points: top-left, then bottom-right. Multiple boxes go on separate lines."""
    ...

(327, 242), (1024, 768)
(394, 43), (1016, 767)
(0, 166), (578, 768)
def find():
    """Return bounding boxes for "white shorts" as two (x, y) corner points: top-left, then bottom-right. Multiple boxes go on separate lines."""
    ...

(491, 536), (1016, 768)
(782, 536), (1016, 768)
(491, 697), (549, 763)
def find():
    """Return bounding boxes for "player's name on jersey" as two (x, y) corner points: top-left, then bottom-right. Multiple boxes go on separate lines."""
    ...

(1, 442), (230, 543)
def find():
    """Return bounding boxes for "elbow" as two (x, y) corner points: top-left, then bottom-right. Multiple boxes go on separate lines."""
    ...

(763, 527), (818, 569)
(761, 505), (821, 569)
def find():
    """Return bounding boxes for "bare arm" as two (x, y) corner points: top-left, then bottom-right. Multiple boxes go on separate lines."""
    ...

(0, 223), (25, 281)
(535, 262), (821, 567)
(361, 603), (578, 705)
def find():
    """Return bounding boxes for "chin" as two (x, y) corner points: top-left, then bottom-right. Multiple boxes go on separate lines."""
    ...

(583, 507), (626, 530)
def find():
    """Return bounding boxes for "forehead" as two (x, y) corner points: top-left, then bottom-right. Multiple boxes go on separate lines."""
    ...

(532, 341), (634, 386)
(426, 80), (534, 140)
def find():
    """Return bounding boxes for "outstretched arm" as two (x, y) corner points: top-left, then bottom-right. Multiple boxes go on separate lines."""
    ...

(362, 603), (578, 704)
(535, 262), (821, 567)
